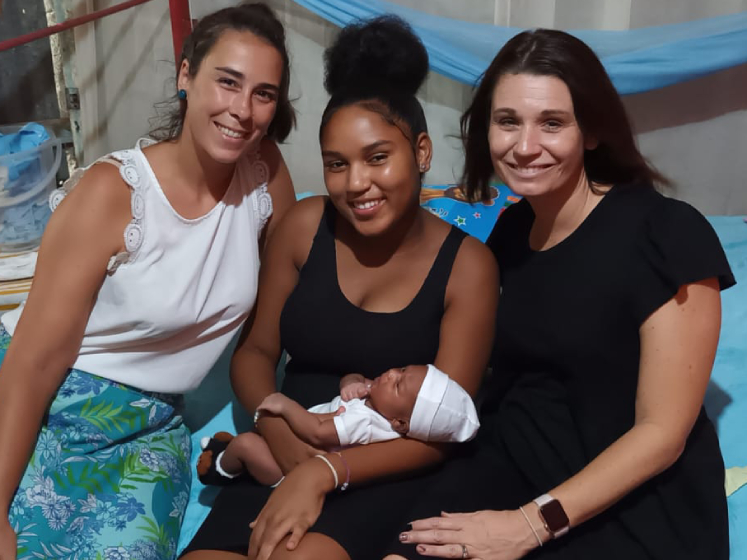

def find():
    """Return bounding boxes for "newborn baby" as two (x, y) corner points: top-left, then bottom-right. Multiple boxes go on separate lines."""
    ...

(197, 364), (479, 486)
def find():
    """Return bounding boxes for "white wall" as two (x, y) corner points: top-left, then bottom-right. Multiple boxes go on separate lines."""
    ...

(76, 0), (747, 214)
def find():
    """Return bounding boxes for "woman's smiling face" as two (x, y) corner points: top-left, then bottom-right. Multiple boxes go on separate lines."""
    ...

(488, 73), (593, 199)
(320, 104), (429, 237)
(179, 29), (283, 164)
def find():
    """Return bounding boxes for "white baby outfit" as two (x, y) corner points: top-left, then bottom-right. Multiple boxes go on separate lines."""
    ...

(309, 396), (398, 447)
(1, 138), (272, 393)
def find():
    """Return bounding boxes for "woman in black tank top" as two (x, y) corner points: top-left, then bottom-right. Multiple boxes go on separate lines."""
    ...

(182, 16), (499, 560)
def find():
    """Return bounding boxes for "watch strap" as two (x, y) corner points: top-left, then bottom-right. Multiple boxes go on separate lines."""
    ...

(533, 493), (554, 507)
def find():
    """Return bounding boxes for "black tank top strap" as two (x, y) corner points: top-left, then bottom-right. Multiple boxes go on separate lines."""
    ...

(414, 226), (467, 308)
(320, 198), (337, 237)
(297, 199), (337, 281)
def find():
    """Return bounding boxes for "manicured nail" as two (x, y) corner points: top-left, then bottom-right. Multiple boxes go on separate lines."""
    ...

(417, 545), (427, 554)
(399, 532), (409, 542)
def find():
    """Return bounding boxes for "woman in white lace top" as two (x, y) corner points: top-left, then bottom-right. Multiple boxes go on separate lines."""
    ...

(0, 3), (296, 558)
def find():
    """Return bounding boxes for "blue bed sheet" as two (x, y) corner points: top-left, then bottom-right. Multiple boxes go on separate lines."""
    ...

(706, 217), (747, 558)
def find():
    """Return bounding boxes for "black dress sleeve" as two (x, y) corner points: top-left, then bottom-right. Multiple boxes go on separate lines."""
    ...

(629, 197), (736, 324)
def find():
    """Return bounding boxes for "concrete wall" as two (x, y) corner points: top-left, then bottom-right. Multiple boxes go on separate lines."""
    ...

(74, 0), (747, 214)
(0, 0), (59, 125)
(72, 0), (174, 162)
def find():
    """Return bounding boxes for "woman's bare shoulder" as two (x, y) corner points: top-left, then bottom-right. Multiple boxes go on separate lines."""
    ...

(448, 231), (499, 299)
(55, 162), (132, 225)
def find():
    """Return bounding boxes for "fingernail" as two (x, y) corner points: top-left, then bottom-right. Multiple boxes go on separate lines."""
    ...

(399, 532), (408, 542)
(417, 545), (427, 554)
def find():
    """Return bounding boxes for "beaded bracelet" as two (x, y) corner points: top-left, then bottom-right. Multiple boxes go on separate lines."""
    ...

(334, 451), (350, 491)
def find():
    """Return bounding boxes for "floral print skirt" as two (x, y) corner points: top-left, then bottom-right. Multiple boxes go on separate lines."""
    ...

(1, 327), (192, 560)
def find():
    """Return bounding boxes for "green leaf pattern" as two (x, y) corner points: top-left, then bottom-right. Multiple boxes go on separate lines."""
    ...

(1, 331), (192, 560)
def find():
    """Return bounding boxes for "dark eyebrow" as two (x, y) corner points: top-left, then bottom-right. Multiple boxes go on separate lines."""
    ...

(322, 140), (393, 159)
(362, 140), (394, 152)
(215, 66), (244, 79)
(492, 108), (572, 118)
(215, 67), (280, 91)
(539, 109), (573, 118)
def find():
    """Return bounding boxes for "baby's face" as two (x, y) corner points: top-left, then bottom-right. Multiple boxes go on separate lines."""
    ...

(367, 365), (428, 422)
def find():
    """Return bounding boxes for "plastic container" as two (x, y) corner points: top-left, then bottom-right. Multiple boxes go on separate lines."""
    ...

(0, 125), (61, 253)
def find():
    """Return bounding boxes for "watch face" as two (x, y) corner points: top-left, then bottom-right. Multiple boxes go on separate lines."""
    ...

(540, 499), (570, 532)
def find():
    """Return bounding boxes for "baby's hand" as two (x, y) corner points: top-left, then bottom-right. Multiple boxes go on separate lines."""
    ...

(257, 392), (290, 415)
(340, 380), (372, 401)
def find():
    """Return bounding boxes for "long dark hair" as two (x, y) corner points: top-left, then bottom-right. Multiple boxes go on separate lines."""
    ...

(461, 29), (668, 202)
(150, 2), (295, 143)
(319, 15), (429, 148)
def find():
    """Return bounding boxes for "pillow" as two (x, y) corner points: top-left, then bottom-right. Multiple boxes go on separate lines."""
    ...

(419, 182), (520, 241)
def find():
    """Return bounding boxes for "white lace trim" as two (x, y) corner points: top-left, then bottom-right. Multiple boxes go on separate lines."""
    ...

(250, 152), (272, 237)
(47, 149), (145, 274)
(48, 143), (271, 268)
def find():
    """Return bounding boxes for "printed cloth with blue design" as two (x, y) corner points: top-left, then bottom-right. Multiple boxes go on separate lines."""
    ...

(419, 182), (519, 242)
(1, 327), (191, 560)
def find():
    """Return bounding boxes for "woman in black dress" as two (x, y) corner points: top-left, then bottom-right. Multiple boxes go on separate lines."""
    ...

(393, 29), (734, 560)
(181, 15), (498, 560)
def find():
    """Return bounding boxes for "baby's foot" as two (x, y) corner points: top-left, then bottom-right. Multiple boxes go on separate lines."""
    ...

(196, 432), (242, 486)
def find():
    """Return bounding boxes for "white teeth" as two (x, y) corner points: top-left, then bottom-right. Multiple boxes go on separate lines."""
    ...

(511, 165), (550, 175)
(216, 124), (245, 139)
(353, 200), (381, 210)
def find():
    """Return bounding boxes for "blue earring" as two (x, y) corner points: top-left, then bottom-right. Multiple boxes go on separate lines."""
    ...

(178, 89), (187, 100)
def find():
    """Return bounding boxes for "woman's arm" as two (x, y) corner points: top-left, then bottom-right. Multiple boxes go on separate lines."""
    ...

(402, 278), (723, 559)
(230, 197), (326, 473)
(0, 164), (130, 513)
(248, 234), (500, 559)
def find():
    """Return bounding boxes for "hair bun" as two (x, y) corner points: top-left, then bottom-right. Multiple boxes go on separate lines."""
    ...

(324, 15), (429, 97)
